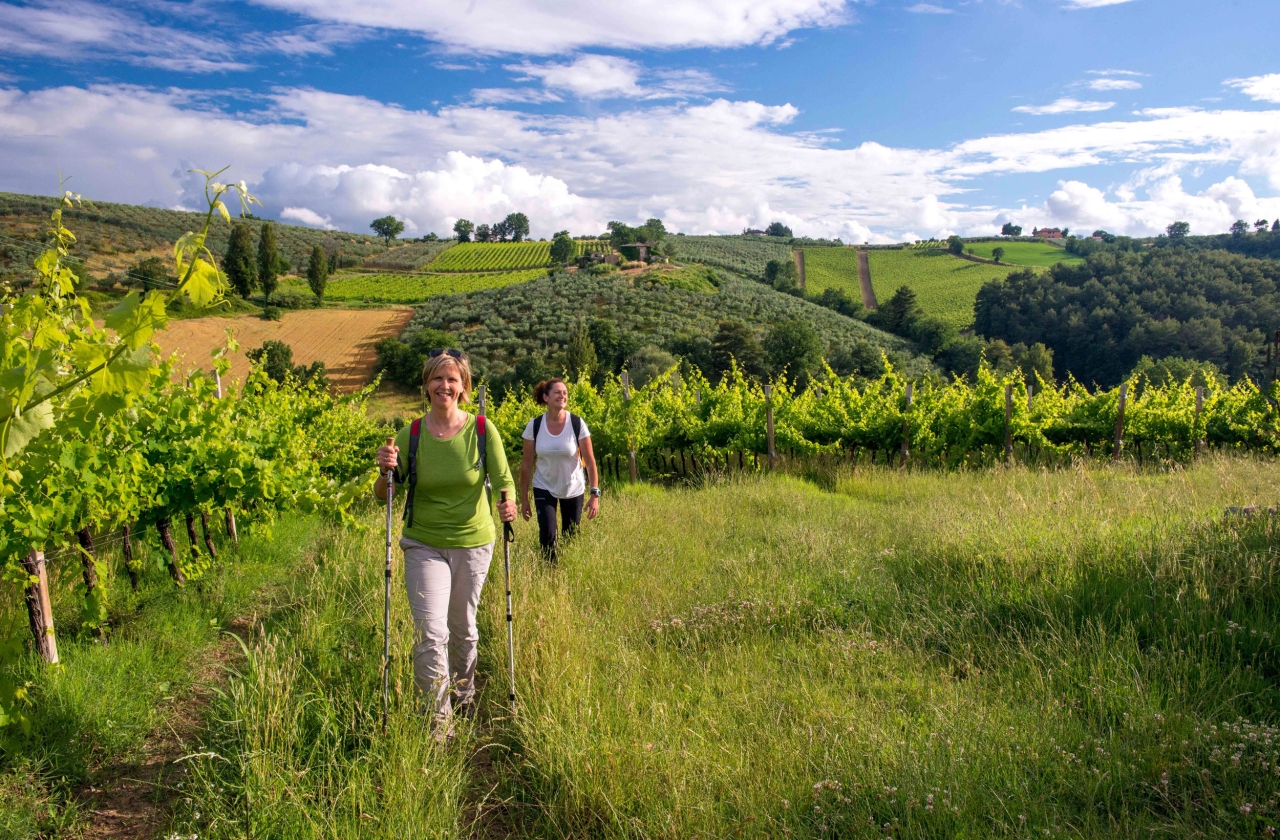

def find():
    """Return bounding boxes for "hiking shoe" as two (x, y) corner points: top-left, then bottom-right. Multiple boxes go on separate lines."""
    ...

(455, 701), (477, 721)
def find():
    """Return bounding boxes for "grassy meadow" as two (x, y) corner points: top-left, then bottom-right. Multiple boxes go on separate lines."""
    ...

(867, 249), (1016, 329)
(8, 457), (1280, 837)
(965, 240), (1084, 267)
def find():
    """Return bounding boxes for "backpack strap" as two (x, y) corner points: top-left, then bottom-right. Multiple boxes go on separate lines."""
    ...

(476, 414), (488, 475)
(402, 417), (422, 527)
(532, 414), (543, 442)
(569, 413), (586, 470)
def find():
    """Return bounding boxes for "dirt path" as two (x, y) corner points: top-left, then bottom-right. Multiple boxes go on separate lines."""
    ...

(857, 249), (877, 311)
(152, 307), (414, 393)
(792, 249), (806, 289)
(76, 617), (257, 839)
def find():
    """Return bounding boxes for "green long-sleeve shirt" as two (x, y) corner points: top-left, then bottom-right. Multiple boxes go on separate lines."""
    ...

(393, 414), (516, 549)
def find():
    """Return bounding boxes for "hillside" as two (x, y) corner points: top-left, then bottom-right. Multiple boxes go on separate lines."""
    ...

(963, 240), (1083, 267)
(400, 267), (930, 379)
(0, 191), (386, 279)
(668, 234), (793, 279)
(358, 240), (455, 271)
(973, 248), (1280, 386)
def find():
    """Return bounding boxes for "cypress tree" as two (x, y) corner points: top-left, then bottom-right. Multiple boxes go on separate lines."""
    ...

(224, 223), (257, 298)
(258, 222), (279, 306)
(565, 320), (598, 381)
(306, 245), (328, 302)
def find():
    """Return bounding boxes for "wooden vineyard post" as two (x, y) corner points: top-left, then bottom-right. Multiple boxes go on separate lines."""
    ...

(75, 527), (99, 595)
(1195, 386), (1205, 457)
(1026, 384), (1035, 463)
(214, 368), (238, 547)
(1112, 383), (1128, 464)
(156, 518), (186, 585)
(185, 512), (202, 560)
(1004, 383), (1015, 465)
(21, 549), (58, 664)
(200, 511), (218, 558)
(622, 372), (638, 483)
(899, 382), (913, 468)
(121, 523), (140, 591)
(764, 384), (776, 471)
(695, 387), (702, 404)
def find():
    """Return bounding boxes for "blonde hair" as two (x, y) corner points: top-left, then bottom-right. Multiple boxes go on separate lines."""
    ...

(421, 352), (472, 404)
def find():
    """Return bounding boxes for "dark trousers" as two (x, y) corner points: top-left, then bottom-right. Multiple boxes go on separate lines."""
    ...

(532, 488), (583, 563)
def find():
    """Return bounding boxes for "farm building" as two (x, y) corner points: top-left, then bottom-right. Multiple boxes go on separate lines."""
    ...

(1032, 227), (1064, 239)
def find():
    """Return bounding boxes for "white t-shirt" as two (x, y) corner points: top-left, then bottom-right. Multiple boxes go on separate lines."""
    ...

(522, 413), (591, 499)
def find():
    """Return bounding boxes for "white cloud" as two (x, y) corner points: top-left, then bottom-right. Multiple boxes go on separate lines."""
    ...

(1014, 98), (1116, 115)
(280, 206), (336, 228)
(1226, 74), (1280, 104)
(1087, 78), (1142, 91)
(0, 0), (249, 72)
(246, 0), (850, 54)
(469, 87), (564, 105)
(3, 83), (1280, 243)
(503, 55), (725, 101)
(906, 3), (955, 13)
(258, 154), (604, 236)
(1064, 0), (1135, 7)
(1087, 69), (1145, 76)
(509, 55), (645, 99)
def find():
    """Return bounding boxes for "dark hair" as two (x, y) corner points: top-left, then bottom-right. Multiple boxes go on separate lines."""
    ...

(533, 378), (567, 405)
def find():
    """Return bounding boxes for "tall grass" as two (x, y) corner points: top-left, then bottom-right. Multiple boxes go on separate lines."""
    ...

(11, 457), (1280, 837)
(492, 457), (1280, 836)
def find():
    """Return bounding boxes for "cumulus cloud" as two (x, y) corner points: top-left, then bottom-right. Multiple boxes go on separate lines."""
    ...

(255, 154), (605, 236)
(246, 0), (850, 54)
(1013, 98), (1116, 115)
(1087, 78), (1142, 91)
(3, 83), (1280, 242)
(906, 4), (955, 13)
(280, 206), (336, 228)
(1063, 0), (1135, 7)
(1226, 74), (1280, 104)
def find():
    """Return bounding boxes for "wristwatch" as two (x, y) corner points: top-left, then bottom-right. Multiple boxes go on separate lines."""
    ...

(589, 487), (601, 498)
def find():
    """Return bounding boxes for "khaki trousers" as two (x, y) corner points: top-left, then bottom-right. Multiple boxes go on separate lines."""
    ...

(400, 538), (493, 722)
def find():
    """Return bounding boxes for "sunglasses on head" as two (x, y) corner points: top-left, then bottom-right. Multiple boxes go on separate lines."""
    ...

(428, 348), (467, 360)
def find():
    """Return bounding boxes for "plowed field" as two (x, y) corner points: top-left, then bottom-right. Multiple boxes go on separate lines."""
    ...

(152, 308), (413, 392)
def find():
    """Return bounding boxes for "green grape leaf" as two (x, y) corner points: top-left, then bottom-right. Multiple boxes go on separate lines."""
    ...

(4, 399), (54, 458)
(104, 292), (168, 349)
(104, 345), (155, 395)
(182, 259), (220, 309)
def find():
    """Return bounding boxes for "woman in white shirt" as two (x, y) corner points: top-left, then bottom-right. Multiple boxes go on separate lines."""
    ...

(519, 378), (600, 563)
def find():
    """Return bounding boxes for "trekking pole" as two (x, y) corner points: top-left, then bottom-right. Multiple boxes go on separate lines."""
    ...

(382, 438), (395, 735)
(501, 489), (517, 714)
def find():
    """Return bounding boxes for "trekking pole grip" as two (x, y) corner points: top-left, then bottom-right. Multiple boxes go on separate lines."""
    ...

(500, 490), (514, 541)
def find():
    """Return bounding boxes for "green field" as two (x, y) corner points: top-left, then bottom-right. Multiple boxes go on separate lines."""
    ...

(667, 235), (793, 279)
(359, 240), (456, 271)
(868, 249), (1016, 329)
(426, 240), (606, 272)
(325, 269), (546, 302)
(10, 459), (1280, 837)
(965, 240), (1084, 267)
(801, 246), (864, 299)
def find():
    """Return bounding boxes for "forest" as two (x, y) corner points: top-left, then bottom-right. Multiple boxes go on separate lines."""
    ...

(972, 248), (1280, 387)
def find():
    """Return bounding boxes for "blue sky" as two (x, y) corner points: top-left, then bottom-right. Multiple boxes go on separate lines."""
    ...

(2, 0), (1279, 242)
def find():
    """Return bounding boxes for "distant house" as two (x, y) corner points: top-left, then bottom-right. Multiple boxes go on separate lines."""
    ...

(1033, 227), (1064, 239)
(742, 228), (766, 236)
(619, 241), (662, 262)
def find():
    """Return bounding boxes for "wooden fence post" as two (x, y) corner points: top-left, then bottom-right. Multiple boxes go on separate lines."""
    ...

(899, 382), (913, 468)
(1111, 383), (1128, 464)
(21, 549), (58, 664)
(213, 368), (238, 547)
(764, 383), (776, 471)
(1027, 383), (1034, 412)
(1194, 385), (1205, 456)
(622, 372), (637, 483)
(695, 387), (701, 404)
(1004, 383), (1014, 465)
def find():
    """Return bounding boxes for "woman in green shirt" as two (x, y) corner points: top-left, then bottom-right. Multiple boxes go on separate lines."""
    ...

(375, 350), (516, 731)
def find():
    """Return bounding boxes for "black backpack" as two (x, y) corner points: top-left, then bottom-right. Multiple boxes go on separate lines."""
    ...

(394, 413), (488, 528)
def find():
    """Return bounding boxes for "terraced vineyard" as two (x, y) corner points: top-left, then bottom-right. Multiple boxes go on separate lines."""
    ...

(800, 246), (863, 299)
(868, 249), (1016, 329)
(325, 269), (546, 303)
(667, 235), (793, 279)
(426, 240), (606, 272)
(965, 240), (1083, 267)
